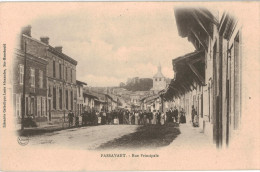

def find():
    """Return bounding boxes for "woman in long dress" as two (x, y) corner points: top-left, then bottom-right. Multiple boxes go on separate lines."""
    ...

(152, 110), (156, 125)
(135, 111), (139, 125)
(160, 112), (165, 125)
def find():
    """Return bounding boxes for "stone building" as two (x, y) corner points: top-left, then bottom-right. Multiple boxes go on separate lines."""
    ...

(76, 80), (87, 116)
(164, 8), (243, 148)
(151, 64), (167, 93)
(83, 91), (97, 112)
(19, 26), (78, 124)
(13, 28), (48, 126)
(43, 41), (77, 122)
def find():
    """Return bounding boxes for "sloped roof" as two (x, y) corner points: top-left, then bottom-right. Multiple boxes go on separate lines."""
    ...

(164, 50), (205, 100)
(153, 65), (165, 78)
(153, 71), (165, 78)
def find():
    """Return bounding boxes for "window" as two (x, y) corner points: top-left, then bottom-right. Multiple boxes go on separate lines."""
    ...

(19, 64), (24, 85)
(42, 97), (46, 116)
(30, 98), (34, 116)
(53, 60), (56, 78)
(59, 63), (62, 79)
(78, 87), (81, 97)
(39, 70), (43, 88)
(16, 94), (21, 117)
(159, 78), (161, 81)
(65, 67), (68, 81)
(53, 87), (56, 109)
(30, 68), (35, 87)
(155, 78), (157, 81)
(66, 90), (68, 109)
(71, 69), (73, 82)
(48, 86), (51, 96)
(71, 91), (73, 110)
(59, 88), (62, 109)
(37, 97), (41, 116)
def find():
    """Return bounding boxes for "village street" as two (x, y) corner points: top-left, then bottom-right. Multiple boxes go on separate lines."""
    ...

(27, 123), (213, 150)
(28, 125), (140, 150)
(12, 6), (246, 151)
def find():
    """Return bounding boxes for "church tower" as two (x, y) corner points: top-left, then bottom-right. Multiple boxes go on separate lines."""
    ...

(151, 64), (167, 92)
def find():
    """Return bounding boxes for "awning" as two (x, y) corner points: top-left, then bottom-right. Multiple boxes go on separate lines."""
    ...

(174, 8), (218, 51)
(83, 92), (98, 99)
(94, 98), (106, 104)
(76, 80), (87, 86)
(164, 50), (205, 100)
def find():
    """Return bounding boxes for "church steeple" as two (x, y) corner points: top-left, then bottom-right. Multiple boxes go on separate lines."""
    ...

(151, 63), (167, 91)
(153, 63), (164, 78)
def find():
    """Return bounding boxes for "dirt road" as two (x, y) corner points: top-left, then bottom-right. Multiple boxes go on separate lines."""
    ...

(28, 125), (139, 150)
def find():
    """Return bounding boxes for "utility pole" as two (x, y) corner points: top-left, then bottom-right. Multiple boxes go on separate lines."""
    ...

(21, 41), (27, 130)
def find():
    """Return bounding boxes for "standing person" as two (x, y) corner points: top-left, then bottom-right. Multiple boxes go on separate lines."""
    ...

(157, 110), (161, 125)
(160, 111), (165, 125)
(107, 111), (112, 125)
(125, 111), (129, 124)
(92, 110), (98, 125)
(166, 109), (169, 123)
(148, 111), (152, 124)
(139, 111), (144, 125)
(173, 106), (179, 123)
(134, 111), (139, 125)
(68, 110), (74, 127)
(193, 108), (199, 127)
(169, 108), (174, 122)
(86, 109), (91, 125)
(102, 111), (107, 125)
(131, 111), (135, 125)
(97, 111), (101, 125)
(80, 111), (85, 126)
(180, 108), (186, 124)
(75, 115), (79, 127)
(143, 111), (147, 125)
(152, 110), (156, 125)
(191, 105), (196, 123)
(129, 111), (132, 125)
(83, 110), (88, 126)
(176, 107), (179, 123)
(119, 110), (123, 124)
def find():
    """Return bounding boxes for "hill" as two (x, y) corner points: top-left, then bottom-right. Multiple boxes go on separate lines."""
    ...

(122, 78), (153, 91)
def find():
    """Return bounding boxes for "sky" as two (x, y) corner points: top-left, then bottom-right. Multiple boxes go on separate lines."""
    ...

(30, 3), (195, 87)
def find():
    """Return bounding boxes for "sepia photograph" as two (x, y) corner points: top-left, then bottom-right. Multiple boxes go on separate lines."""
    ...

(0, 1), (259, 171)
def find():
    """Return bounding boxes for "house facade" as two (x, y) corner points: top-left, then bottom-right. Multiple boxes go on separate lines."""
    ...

(13, 29), (48, 126)
(164, 8), (243, 147)
(76, 80), (87, 116)
(44, 44), (77, 123)
(15, 26), (78, 125)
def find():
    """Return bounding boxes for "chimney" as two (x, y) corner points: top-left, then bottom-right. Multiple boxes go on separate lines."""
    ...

(21, 25), (32, 37)
(40, 37), (49, 45)
(54, 46), (62, 53)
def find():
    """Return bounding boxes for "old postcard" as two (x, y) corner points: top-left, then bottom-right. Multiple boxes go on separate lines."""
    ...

(0, 1), (259, 171)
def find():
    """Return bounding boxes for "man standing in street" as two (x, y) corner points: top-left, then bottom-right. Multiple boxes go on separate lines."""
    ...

(173, 106), (178, 123)
(169, 108), (174, 122)
(68, 110), (74, 127)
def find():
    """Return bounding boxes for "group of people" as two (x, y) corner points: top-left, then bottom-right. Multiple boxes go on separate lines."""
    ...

(165, 107), (186, 124)
(67, 107), (187, 128)
(67, 105), (201, 128)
